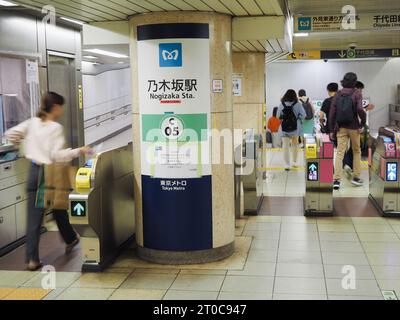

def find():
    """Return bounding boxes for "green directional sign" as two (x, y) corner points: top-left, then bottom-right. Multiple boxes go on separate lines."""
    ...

(71, 201), (87, 217)
(307, 162), (319, 181)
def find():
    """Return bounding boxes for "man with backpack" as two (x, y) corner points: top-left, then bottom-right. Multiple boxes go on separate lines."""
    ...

(298, 89), (316, 140)
(277, 89), (306, 171)
(329, 72), (367, 190)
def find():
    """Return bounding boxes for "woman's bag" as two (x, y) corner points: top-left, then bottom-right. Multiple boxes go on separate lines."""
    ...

(44, 163), (77, 210)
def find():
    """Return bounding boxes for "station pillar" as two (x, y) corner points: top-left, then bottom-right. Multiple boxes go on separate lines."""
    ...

(129, 12), (235, 264)
(232, 52), (266, 138)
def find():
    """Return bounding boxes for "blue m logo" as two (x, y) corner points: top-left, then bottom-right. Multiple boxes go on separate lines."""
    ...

(159, 43), (182, 67)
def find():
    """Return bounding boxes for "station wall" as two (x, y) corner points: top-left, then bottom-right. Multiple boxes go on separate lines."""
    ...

(266, 58), (400, 131)
(82, 67), (132, 148)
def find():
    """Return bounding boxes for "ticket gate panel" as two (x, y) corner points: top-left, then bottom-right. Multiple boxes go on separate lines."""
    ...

(369, 130), (400, 217)
(304, 134), (334, 216)
(69, 144), (135, 271)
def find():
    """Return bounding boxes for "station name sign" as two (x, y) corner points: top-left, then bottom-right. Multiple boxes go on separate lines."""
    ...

(288, 48), (400, 60)
(295, 12), (400, 33)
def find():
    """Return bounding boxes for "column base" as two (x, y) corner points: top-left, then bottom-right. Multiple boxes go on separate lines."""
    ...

(137, 242), (235, 265)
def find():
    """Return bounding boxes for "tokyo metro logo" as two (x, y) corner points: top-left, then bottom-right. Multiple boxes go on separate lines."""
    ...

(159, 43), (182, 67)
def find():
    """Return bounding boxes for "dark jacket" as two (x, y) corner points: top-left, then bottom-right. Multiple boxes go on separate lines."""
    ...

(328, 88), (367, 132)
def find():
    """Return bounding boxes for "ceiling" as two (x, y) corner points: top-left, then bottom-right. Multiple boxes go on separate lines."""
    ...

(288, 0), (400, 16)
(287, 0), (400, 51)
(11, 0), (285, 22)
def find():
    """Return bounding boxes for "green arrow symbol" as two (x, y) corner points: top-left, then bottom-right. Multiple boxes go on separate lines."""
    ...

(309, 164), (317, 171)
(74, 203), (85, 216)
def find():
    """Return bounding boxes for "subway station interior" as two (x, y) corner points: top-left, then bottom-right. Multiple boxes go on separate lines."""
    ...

(0, 0), (400, 302)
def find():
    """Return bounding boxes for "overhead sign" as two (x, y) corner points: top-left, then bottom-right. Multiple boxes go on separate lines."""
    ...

(288, 51), (321, 60)
(137, 23), (213, 251)
(71, 201), (86, 217)
(308, 162), (319, 181)
(295, 12), (400, 33)
(321, 48), (400, 60)
(386, 162), (398, 182)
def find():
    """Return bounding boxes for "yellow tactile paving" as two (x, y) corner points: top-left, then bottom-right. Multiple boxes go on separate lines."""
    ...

(2, 288), (52, 300)
(0, 288), (17, 300)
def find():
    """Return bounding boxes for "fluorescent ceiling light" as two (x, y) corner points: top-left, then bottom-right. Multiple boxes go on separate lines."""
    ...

(118, 61), (125, 64)
(60, 17), (85, 26)
(83, 55), (98, 59)
(84, 49), (129, 59)
(82, 61), (98, 66)
(294, 33), (309, 37)
(0, 0), (17, 6)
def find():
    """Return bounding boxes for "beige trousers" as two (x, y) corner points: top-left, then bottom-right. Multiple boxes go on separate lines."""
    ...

(282, 136), (299, 167)
(334, 128), (361, 180)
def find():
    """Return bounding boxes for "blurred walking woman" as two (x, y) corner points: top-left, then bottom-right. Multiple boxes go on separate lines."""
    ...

(5, 92), (92, 271)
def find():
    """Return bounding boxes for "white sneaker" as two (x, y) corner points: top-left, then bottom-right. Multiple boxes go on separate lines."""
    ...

(344, 165), (353, 179)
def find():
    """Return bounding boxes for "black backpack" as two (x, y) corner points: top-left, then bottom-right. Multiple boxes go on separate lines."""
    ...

(336, 90), (356, 126)
(281, 102), (298, 132)
(302, 98), (314, 120)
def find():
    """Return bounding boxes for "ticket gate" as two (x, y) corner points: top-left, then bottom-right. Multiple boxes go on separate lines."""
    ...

(69, 144), (135, 271)
(242, 129), (264, 215)
(369, 127), (400, 217)
(304, 134), (334, 216)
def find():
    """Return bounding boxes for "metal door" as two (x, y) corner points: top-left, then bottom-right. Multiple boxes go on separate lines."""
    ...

(47, 53), (76, 149)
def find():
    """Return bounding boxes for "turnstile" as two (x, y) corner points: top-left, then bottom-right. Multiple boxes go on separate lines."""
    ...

(369, 127), (400, 217)
(242, 129), (264, 216)
(0, 144), (30, 256)
(69, 144), (135, 271)
(304, 134), (334, 216)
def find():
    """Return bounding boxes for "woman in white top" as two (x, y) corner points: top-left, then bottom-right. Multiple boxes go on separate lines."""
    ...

(5, 92), (92, 271)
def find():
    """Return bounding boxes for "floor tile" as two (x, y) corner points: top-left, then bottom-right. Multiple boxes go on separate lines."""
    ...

(22, 272), (81, 289)
(318, 224), (356, 233)
(362, 241), (400, 253)
(247, 250), (277, 263)
(322, 252), (370, 265)
(121, 273), (176, 290)
(244, 222), (281, 231)
(376, 279), (400, 294)
(319, 232), (359, 242)
(251, 239), (279, 251)
(221, 276), (274, 294)
(228, 262), (276, 277)
(325, 279), (381, 297)
(42, 288), (67, 300)
(279, 231), (319, 242)
(278, 250), (322, 264)
(218, 292), (272, 300)
(133, 268), (179, 275)
(179, 269), (227, 275)
(242, 229), (280, 240)
(0, 271), (39, 287)
(355, 224), (394, 233)
(281, 216), (316, 224)
(275, 263), (324, 278)
(320, 241), (364, 253)
(274, 277), (326, 295)
(71, 272), (129, 289)
(170, 274), (225, 292)
(2, 288), (51, 300)
(366, 253), (400, 266)
(163, 290), (218, 300)
(248, 216), (282, 223)
(352, 217), (389, 225)
(273, 293), (327, 300)
(358, 233), (400, 242)
(372, 266), (400, 280)
(280, 224), (318, 232)
(328, 295), (383, 300)
(278, 240), (320, 252)
(0, 288), (17, 299)
(324, 265), (375, 279)
(109, 288), (166, 300)
(317, 217), (353, 224)
(56, 288), (115, 300)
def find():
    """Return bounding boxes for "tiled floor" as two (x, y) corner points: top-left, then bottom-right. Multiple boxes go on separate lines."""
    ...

(1, 216), (400, 300)
(262, 148), (369, 198)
